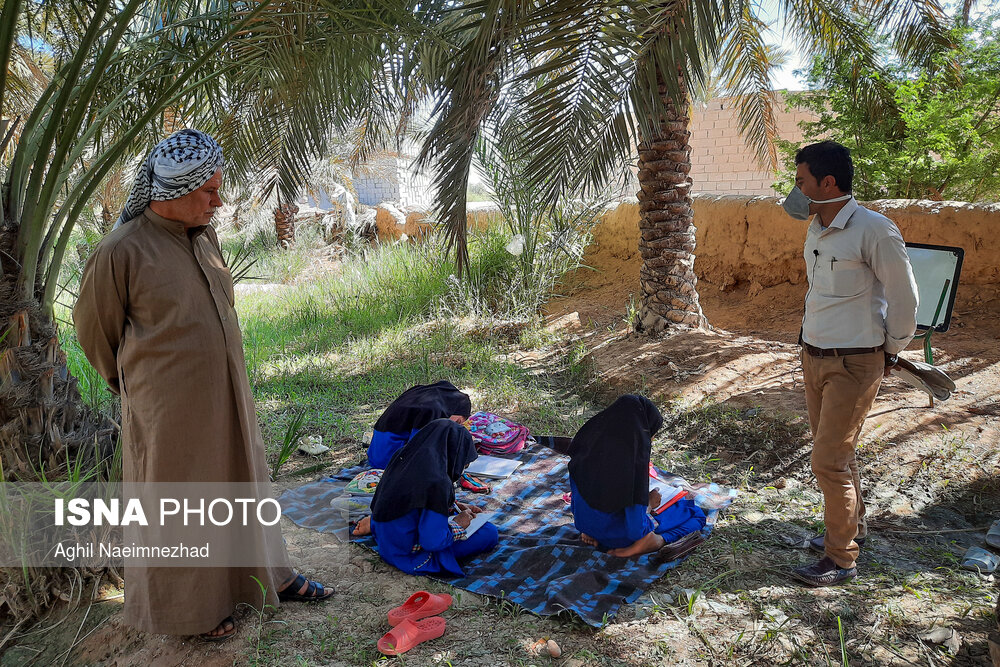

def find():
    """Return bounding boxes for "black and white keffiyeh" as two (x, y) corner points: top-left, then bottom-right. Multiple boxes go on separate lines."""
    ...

(115, 129), (223, 228)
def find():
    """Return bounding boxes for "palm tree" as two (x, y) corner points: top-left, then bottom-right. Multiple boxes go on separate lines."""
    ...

(1, 0), (274, 484)
(0, 0), (438, 619)
(416, 0), (954, 333)
(0, 0), (437, 475)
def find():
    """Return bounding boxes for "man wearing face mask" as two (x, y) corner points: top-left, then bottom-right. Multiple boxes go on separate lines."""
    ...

(782, 141), (918, 587)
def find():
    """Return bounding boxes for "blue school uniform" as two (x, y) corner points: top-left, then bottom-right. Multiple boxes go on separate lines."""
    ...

(569, 479), (707, 550)
(367, 427), (421, 469)
(366, 381), (471, 468)
(369, 419), (496, 576)
(371, 508), (499, 575)
(567, 394), (708, 552)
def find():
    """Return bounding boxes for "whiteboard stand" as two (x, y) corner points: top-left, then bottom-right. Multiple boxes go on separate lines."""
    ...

(905, 243), (964, 365)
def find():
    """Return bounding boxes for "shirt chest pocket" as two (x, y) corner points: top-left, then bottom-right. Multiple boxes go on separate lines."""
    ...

(815, 256), (871, 297)
(207, 266), (236, 308)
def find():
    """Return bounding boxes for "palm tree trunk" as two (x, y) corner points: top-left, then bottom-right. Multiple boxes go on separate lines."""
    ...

(0, 254), (116, 620)
(635, 75), (707, 332)
(0, 232), (116, 480)
(274, 203), (298, 247)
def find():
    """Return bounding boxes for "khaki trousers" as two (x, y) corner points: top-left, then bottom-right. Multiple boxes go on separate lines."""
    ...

(802, 349), (884, 569)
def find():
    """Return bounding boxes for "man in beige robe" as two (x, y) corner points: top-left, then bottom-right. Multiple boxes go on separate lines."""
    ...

(74, 129), (332, 640)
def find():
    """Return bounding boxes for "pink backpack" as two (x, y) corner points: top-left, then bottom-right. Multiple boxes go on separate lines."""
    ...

(466, 411), (530, 455)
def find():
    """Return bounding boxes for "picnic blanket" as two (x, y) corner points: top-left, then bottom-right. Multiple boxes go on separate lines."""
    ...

(279, 443), (737, 626)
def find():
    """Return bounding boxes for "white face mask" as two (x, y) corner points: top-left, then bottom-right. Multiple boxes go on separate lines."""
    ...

(780, 186), (852, 220)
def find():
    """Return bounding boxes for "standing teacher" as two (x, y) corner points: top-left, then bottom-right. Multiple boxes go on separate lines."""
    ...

(74, 129), (332, 641)
(782, 141), (918, 587)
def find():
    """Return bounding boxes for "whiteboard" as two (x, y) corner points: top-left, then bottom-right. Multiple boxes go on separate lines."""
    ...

(905, 243), (964, 332)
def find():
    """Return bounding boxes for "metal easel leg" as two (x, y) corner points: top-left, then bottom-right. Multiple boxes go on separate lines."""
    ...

(922, 280), (950, 366)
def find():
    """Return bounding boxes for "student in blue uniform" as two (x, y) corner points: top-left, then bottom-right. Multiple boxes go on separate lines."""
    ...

(367, 380), (472, 469)
(569, 395), (707, 558)
(369, 419), (499, 575)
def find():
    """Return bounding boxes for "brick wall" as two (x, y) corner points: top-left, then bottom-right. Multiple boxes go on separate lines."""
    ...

(398, 156), (435, 208)
(688, 95), (817, 196)
(352, 154), (401, 206)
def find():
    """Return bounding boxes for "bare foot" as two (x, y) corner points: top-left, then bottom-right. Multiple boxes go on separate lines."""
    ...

(607, 531), (666, 558)
(352, 516), (371, 537)
(198, 616), (235, 641)
(648, 489), (662, 513)
(580, 533), (598, 547)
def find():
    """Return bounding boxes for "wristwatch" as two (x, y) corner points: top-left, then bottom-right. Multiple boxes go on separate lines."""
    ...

(884, 352), (898, 367)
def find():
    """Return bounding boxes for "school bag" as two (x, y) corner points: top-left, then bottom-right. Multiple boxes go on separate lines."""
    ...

(345, 468), (382, 495)
(466, 411), (530, 455)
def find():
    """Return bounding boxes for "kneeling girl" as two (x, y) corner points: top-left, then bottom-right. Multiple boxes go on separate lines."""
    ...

(370, 419), (498, 575)
(568, 395), (706, 557)
(367, 380), (472, 469)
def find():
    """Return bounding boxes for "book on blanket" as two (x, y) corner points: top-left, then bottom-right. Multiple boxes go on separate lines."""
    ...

(649, 476), (687, 515)
(464, 455), (522, 479)
(463, 510), (496, 538)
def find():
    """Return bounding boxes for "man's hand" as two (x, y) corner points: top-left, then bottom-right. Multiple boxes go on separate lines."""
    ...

(884, 352), (898, 377)
(454, 509), (474, 528)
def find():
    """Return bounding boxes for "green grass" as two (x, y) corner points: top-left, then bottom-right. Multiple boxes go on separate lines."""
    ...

(230, 223), (603, 472)
(241, 286), (594, 469)
(52, 212), (602, 482)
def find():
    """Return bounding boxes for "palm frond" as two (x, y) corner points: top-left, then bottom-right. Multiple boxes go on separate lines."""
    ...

(212, 0), (434, 210)
(515, 3), (644, 202)
(418, 0), (733, 272)
(711, 5), (782, 170)
(415, 0), (528, 273)
(864, 0), (951, 67)
(778, 0), (879, 70)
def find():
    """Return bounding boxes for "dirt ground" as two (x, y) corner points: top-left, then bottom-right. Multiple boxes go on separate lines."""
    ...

(9, 246), (1000, 666)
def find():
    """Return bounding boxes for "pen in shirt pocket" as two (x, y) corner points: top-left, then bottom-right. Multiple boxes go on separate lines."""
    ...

(830, 257), (837, 270)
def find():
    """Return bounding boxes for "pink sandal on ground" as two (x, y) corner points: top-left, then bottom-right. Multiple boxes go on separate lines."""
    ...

(377, 616), (446, 655)
(387, 590), (452, 626)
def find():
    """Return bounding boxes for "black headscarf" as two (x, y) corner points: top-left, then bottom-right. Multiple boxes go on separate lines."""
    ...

(373, 380), (472, 434)
(567, 394), (664, 513)
(371, 419), (478, 522)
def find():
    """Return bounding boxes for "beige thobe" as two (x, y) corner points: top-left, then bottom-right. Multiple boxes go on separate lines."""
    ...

(73, 208), (292, 635)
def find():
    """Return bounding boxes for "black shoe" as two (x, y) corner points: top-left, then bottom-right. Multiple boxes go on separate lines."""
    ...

(790, 557), (857, 587)
(808, 534), (866, 554)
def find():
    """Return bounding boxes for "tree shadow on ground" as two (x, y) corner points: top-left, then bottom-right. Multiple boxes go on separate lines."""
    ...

(682, 469), (1000, 665)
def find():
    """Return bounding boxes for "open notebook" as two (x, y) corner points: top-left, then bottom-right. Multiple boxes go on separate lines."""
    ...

(462, 510), (496, 538)
(464, 455), (523, 479)
(649, 476), (687, 515)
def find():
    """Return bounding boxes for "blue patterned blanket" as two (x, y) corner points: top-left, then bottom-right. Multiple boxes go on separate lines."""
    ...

(279, 443), (736, 626)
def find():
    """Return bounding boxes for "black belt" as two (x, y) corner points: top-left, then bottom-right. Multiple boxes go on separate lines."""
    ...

(802, 343), (882, 358)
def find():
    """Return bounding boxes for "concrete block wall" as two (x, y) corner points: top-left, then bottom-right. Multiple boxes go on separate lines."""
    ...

(353, 141), (436, 208)
(399, 162), (434, 208)
(353, 154), (402, 206)
(689, 95), (818, 196)
(353, 177), (400, 207)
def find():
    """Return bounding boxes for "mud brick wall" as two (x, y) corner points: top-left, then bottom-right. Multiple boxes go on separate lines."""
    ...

(691, 196), (1000, 288)
(586, 196), (1000, 288)
(399, 196), (1000, 290)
